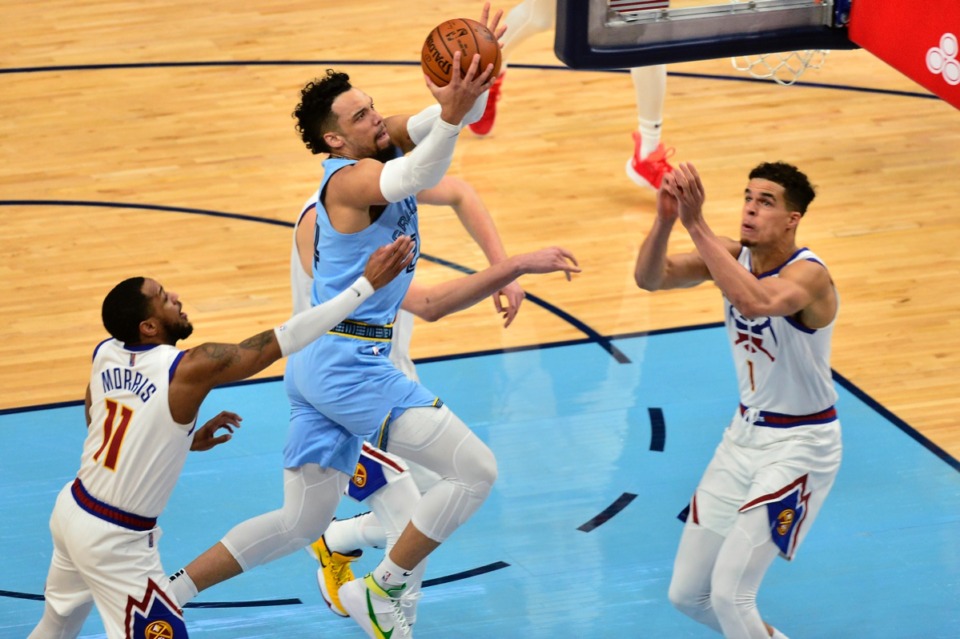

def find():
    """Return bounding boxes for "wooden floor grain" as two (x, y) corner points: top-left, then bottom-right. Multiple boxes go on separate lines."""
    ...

(1, 1), (957, 459)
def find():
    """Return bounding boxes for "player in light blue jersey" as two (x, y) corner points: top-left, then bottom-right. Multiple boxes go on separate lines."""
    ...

(165, 8), (506, 638)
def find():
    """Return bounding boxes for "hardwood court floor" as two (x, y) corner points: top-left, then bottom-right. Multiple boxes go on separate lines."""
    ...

(2, 1), (958, 460)
(0, 1), (958, 637)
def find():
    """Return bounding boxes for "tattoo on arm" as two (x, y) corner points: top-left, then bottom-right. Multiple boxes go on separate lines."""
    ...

(239, 330), (275, 353)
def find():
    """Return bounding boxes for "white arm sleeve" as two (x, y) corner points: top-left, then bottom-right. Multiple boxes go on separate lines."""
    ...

(461, 90), (489, 127)
(273, 276), (374, 357)
(406, 104), (441, 145)
(406, 89), (488, 143)
(379, 119), (460, 203)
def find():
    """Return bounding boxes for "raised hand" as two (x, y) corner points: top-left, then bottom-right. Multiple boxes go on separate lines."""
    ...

(478, 2), (507, 41)
(669, 162), (707, 229)
(363, 236), (416, 289)
(425, 49), (497, 124)
(657, 171), (680, 222)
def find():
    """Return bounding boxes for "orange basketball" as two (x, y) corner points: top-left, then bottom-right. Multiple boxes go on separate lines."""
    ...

(421, 18), (502, 87)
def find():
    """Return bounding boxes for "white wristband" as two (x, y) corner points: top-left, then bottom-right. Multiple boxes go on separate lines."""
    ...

(274, 276), (374, 357)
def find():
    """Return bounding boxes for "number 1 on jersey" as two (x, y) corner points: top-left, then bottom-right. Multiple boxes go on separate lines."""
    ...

(747, 359), (756, 392)
(93, 399), (133, 471)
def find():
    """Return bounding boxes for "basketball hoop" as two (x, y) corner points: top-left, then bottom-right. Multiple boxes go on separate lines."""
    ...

(731, 49), (830, 85)
(727, 0), (829, 85)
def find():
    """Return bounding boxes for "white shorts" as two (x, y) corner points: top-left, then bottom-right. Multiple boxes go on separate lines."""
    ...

(689, 409), (842, 559)
(40, 482), (186, 638)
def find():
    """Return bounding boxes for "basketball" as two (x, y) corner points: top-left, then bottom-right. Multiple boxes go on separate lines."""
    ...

(421, 18), (502, 87)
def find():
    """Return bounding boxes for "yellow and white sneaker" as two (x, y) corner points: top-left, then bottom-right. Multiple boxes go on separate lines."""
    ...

(306, 535), (362, 617)
(339, 574), (413, 639)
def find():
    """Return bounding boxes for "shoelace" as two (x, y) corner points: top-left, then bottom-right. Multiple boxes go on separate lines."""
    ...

(647, 145), (676, 168)
(331, 560), (354, 586)
(387, 597), (413, 636)
(399, 590), (422, 615)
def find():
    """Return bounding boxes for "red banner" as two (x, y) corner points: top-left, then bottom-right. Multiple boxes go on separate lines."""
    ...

(849, 0), (959, 110)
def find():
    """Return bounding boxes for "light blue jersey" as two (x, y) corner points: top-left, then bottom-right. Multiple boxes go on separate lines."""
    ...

(284, 155), (440, 474)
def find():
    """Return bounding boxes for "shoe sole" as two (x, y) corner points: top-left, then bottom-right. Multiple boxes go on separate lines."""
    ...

(316, 567), (349, 617)
(625, 158), (658, 190)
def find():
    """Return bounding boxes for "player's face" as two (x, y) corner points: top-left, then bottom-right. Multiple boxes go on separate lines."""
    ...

(142, 279), (194, 343)
(739, 179), (792, 248)
(330, 88), (389, 159)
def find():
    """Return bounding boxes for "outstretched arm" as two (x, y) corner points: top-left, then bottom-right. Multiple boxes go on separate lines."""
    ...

(402, 246), (579, 324)
(418, 176), (526, 325)
(169, 237), (414, 422)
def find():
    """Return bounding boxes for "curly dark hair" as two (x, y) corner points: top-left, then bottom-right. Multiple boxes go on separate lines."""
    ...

(102, 277), (151, 344)
(749, 162), (816, 216)
(293, 69), (353, 155)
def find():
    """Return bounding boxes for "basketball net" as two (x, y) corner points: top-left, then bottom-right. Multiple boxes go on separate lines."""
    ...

(731, 49), (830, 86)
(727, 0), (829, 86)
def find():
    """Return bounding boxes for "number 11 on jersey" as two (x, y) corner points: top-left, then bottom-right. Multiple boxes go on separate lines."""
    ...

(93, 399), (134, 471)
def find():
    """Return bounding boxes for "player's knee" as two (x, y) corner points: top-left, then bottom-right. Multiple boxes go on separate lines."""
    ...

(668, 577), (703, 618)
(708, 587), (740, 621)
(458, 439), (497, 499)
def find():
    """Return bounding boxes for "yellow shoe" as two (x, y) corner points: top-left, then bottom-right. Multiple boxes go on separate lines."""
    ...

(307, 535), (362, 617)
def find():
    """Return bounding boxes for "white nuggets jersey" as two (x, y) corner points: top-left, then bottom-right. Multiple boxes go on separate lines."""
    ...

(725, 247), (838, 415)
(291, 191), (319, 317)
(77, 339), (195, 519)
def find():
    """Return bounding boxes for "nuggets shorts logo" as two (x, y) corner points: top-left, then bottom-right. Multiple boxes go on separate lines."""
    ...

(145, 620), (174, 639)
(352, 463), (368, 488)
(776, 508), (795, 536)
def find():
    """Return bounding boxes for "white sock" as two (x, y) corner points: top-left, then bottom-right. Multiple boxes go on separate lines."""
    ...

(373, 555), (412, 589)
(630, 64), (667, 158)
(165, 568), (198, 607)
(325, 512), (385, 553)
(638, 119), (663, 158)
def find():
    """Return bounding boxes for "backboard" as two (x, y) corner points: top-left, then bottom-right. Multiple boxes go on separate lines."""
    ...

(555, 0), (858, 69)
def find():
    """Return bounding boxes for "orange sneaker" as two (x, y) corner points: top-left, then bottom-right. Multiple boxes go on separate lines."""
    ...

(468, 72), (505, 136)
(625, 132), (675, 190)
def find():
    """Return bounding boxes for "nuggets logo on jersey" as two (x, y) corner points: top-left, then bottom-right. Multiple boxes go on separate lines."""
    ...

(729, 306), (777, 362)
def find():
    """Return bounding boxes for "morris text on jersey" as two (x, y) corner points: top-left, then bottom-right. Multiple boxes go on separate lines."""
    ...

(101, 367), (157, 402)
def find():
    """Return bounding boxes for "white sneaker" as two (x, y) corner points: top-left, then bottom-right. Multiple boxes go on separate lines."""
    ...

(399, 589), (422, 627)
(339, 574), (413, 639)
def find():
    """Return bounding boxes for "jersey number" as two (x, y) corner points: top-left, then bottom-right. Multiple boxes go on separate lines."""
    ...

(747, 359), (756, 392)
(93, 399), (133, 471)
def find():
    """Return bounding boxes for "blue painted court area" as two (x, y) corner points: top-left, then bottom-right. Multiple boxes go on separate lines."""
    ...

(2, 326), (958, 638)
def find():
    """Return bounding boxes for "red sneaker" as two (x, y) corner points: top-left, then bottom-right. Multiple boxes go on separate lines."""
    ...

(625, 132), (675, 190)
(468, 72), (505, 136)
